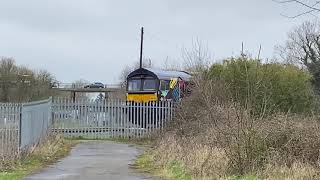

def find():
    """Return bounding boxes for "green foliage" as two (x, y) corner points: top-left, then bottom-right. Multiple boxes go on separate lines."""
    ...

(134, 154), (157, 173)
(165, 161), (193, 180)
(134, 154), (193, 180)
(205, 57), (315, 114)
(0, 172), (25, 180)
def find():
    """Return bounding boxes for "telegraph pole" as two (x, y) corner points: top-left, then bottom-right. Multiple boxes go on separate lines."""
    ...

(139, 27), (144, 69)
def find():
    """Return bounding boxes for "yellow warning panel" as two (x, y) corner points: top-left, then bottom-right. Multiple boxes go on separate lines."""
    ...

(170, 78), (178, 89)
(126, 93), (158, 102)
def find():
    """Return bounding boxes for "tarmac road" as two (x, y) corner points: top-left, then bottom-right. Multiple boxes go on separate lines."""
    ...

(23, 141), (153, 180)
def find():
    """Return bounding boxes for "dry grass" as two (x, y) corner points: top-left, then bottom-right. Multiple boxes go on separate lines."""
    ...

(150, 117), (320, 179)
(262, 162), (319, 180)
(0, 128), (20, 171)
(0, 134), (75, 171)
(146, 78), (320, 179)
(28, 134), (75, 162)
(0, 134), (76, 179)
(152, 134), (230, 179)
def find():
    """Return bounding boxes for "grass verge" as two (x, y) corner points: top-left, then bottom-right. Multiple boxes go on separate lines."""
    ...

(0, 135), (77, 180)
(133, 153), (258, 180)
(132, 153), (192, 180)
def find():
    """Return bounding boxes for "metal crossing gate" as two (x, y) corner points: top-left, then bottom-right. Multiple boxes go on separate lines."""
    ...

(52, 98), (174, 138)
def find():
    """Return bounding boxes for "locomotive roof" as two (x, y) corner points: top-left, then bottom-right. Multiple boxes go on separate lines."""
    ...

(127, 68), (191, 81)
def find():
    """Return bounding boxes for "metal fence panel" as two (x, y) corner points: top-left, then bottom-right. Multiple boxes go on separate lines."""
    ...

(0, 103), (20, 159)
(52, 98), (174, 139)
(20, 98), (52, 151)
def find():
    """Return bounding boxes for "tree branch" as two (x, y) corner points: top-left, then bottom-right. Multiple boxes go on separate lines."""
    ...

(281, 9), (315, 18)
(274, 0), (320, 18)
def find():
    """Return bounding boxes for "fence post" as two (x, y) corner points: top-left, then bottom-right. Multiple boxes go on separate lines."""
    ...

(18, 104), (22, 149)
(51, 97), (54, 127)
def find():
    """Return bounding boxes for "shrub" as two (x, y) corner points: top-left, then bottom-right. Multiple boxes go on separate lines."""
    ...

(151, 75), (320, 179)
(205, 57), (315, 114)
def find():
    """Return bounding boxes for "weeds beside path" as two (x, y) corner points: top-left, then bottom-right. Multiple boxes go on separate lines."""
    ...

(133, 151), (259, 180)
(0, 135), (77, 180)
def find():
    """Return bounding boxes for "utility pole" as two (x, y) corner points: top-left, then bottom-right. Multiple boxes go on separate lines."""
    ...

(139, 27), (144, 69)
(241, 42), (244, 57)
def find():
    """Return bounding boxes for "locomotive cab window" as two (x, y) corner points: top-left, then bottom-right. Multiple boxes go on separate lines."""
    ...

(143, 79), (156, 91)
(128, 79), (141, 91)
(160, 80), (170, 91)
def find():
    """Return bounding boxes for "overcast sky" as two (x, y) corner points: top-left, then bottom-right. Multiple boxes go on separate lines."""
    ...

(0, 0), (315, 83)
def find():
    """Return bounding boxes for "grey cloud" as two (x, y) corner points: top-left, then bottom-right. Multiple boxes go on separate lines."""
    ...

(0, 0), (314, 83)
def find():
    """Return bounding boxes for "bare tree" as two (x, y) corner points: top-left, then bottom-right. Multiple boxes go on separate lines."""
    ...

(162, 57), (182, 71)
(0, 57), (56, 102)
(274, 0), (320, 18)
(15, 66), (35, 102)
(182, 39), (211, 75)
(37, 70), (54, 84)
(277, 20), (320, 92)
(0, 58), (17, 102)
